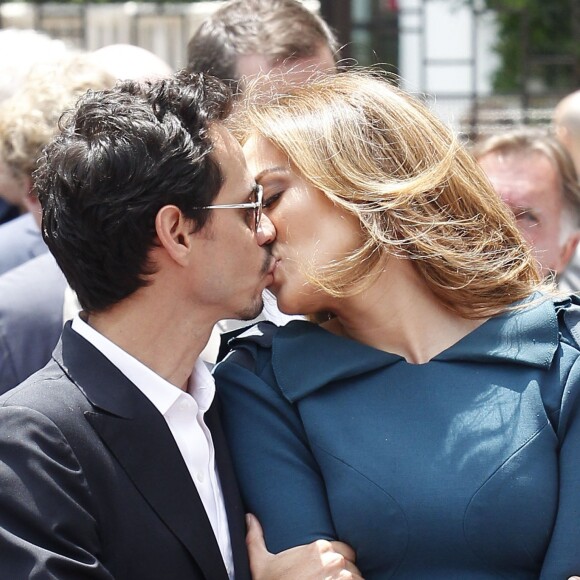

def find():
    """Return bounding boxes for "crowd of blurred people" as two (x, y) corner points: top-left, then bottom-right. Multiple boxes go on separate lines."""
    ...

(3, 3), (580, 392)
(1, 0), (580, 577)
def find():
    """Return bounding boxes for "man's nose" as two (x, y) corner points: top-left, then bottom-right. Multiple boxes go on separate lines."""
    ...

(256, 212), (276, 246)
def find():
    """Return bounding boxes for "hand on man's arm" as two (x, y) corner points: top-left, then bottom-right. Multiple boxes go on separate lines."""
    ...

(245, 513), (364, 580)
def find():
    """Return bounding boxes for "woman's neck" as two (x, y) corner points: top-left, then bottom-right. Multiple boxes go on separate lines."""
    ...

(322, 257), (488, 364)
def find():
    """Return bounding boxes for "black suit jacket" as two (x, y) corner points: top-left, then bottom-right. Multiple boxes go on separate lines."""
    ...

(0, 323), (251, 579)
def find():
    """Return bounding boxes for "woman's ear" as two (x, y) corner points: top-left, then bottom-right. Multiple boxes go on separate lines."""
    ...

(558, 231), (580, 275)
(155, 205), (193, 266)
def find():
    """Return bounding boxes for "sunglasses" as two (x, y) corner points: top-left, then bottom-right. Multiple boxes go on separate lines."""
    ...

(200, 184), (263, 231)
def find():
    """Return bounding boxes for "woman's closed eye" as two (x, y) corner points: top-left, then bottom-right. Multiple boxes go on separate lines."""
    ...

(263, 191), (284, 210)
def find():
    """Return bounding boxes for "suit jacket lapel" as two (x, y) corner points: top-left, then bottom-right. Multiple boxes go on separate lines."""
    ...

(206, 397), (251, 580)
(55, 324), (229, 580)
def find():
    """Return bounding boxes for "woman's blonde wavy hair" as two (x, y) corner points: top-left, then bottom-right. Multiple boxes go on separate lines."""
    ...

(230, 68), (548, 319)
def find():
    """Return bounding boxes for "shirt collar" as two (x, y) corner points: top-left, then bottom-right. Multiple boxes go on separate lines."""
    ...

(71, 315), (215, 415)
(232, 295), (561, 403)
(432, 295), (559, 366)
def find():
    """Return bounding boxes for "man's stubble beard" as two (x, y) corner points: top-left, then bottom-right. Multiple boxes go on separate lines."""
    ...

(233, 248), (273, 321)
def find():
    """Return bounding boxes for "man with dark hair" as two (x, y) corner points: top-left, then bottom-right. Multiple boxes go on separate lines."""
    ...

(0, 71), (360, 579)
(187, 0), (338, 94)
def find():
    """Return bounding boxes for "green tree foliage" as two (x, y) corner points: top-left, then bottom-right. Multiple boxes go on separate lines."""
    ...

(479, 0), (579, 93)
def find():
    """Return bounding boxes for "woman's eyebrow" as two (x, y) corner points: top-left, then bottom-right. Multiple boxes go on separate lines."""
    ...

(255, 166), (291, 181)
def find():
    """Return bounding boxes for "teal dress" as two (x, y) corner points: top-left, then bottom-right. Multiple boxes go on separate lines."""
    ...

(214, 296), (580, 579)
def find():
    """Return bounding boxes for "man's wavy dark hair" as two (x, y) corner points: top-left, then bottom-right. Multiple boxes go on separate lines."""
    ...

(34, 70), (232, 313)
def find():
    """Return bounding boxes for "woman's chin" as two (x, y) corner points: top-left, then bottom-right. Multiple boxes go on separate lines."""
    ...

(275, 296), (301, 316)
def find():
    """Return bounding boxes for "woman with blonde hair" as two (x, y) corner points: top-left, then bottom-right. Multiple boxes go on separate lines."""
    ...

(215, 69), (580, 578)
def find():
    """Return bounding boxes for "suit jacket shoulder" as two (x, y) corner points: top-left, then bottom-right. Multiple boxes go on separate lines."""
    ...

(0, 326), (250, 580)
(0, 252), (66, 393)
(0, 213), (47, 276)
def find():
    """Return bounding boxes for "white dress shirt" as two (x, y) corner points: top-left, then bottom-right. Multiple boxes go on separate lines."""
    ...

(71, 315), (235, 579)
(65, 286), (301, 365)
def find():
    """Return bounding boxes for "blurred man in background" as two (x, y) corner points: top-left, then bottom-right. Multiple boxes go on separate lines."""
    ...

(553, 90), (580, 292)
(472, 128), (580, 287)
(187, 0), (339, 94)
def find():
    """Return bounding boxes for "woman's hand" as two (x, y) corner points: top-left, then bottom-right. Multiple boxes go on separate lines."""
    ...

(246, 513), (364, 580)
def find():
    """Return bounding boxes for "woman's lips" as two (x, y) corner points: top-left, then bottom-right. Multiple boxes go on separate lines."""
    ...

(266, 257), (281, 284)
